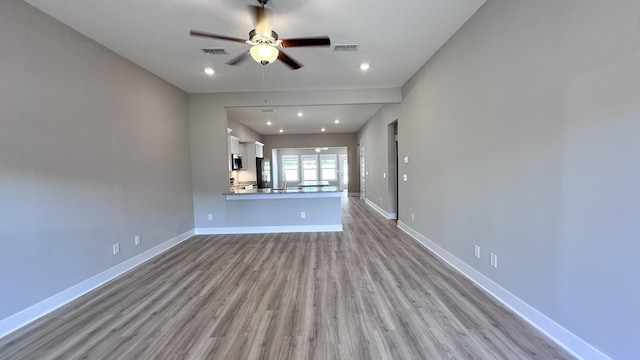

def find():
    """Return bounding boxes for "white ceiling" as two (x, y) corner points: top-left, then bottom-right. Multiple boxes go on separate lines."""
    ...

(24, 0), (486, 134)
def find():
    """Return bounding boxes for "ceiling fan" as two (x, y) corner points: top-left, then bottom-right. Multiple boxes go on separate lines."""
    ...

(190, 0), (331, 70)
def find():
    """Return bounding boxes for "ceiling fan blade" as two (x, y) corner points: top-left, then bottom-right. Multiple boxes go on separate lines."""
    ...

(278, 51), (302, 70)
(227, 51), (251, 66)
(189, 30), (247, 44)
(281, 36), (330, 48)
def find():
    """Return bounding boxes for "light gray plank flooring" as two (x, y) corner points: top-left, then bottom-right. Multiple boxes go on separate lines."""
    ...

(0, 196), (573, 359)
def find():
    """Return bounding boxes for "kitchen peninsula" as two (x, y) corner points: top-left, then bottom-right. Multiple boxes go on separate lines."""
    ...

(222, 187), (343, 233)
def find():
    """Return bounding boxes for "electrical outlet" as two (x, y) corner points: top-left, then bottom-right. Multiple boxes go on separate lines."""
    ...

(380, 198), (383, 204)
(411, 213), (415, 222)
(113, 243), (120, 255)
(490, 253), (498, 268)
(474, 245), (480, 259)
(207, 214), (213, 221)
(134, 235), (141, 246)
(300, 211), (306, 219)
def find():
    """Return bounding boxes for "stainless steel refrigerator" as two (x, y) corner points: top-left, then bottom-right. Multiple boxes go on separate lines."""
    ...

(256, 157), (271, 188)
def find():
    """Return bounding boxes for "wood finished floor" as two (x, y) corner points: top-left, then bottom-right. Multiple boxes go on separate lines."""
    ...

(0, 196), (573, 360)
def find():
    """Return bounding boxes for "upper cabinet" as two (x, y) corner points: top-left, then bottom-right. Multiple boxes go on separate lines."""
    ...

(256, 141), (264, 158)
(229, 135), (240, 154)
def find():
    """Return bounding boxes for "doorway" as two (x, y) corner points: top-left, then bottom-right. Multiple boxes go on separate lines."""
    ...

(339, 154), (349, 190)
(359, 144), (365, 200)
(387, 121), (398, 220)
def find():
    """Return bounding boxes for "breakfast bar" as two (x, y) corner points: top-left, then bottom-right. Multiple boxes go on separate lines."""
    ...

(222, 187), (343, 233)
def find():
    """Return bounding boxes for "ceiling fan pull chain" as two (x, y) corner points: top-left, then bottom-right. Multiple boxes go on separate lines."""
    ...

(262, 65), (268, 103)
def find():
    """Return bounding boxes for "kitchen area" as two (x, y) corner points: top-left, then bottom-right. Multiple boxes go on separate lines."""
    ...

(225, 126), (344, 233)
(228, 130), (269, 191)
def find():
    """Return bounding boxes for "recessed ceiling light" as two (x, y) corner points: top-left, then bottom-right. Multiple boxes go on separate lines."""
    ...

(204, 67), (215, 76)
(334, 119), (340, 124)
(266, 121), (272, 126)
(360, 63), (370, 71)
(279, 129), (284, 133)
(321, 128), (326, 132)
(297, 112), (303, 117)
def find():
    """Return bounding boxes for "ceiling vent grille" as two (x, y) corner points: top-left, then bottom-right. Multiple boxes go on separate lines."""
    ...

(201, 48), (228, 55)
(334, 44), (359, 52)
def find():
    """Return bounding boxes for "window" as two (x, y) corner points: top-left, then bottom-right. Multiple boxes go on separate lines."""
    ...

(320, 154), (337, 181)
(282, 155), (299, 182)
(301, 155), (318, 181)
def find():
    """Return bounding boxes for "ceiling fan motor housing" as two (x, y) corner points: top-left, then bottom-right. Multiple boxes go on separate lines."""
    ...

(248, 29), (280, 46)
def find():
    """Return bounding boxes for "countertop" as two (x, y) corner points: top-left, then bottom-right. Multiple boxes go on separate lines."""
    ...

(224, 186), (342, 195)
(224, 187), (343, 200)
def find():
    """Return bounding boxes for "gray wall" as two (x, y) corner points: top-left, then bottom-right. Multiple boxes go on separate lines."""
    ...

(357, 104), (402, 212)
(358, 0), (640, 358)
(0, 0), (194, 320)
(227, 118), (263, 143)
(263, 133), (358, 193)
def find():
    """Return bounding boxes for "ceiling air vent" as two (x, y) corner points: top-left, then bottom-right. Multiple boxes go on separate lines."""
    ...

(334, 44), (359, 52)
(201, 48), (228, 55)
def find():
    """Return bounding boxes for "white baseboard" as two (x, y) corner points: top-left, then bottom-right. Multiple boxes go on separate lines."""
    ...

(364, 198), (396, 220)
(396, 221), (610, 360)
(196, 224), (343, 235)
(0, 229), (195, 340)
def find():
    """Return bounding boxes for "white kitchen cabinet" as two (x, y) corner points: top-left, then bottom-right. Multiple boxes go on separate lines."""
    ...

(229, 135), (240, 154)
(256, 141), (264, 158)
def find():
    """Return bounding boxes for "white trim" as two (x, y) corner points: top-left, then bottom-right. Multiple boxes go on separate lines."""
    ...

(364, 198), (396, 220)
(196, 224), (343, 234)
(0, 229), (195, 340)
(396, 221), (611, 360)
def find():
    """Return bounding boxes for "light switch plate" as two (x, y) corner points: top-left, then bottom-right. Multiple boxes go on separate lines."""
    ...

(403, 174), (408, 181)
(404, 156), (409, 164)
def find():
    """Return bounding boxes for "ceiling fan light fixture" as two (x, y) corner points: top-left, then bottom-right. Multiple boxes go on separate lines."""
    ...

(250, 44), (279, 65)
